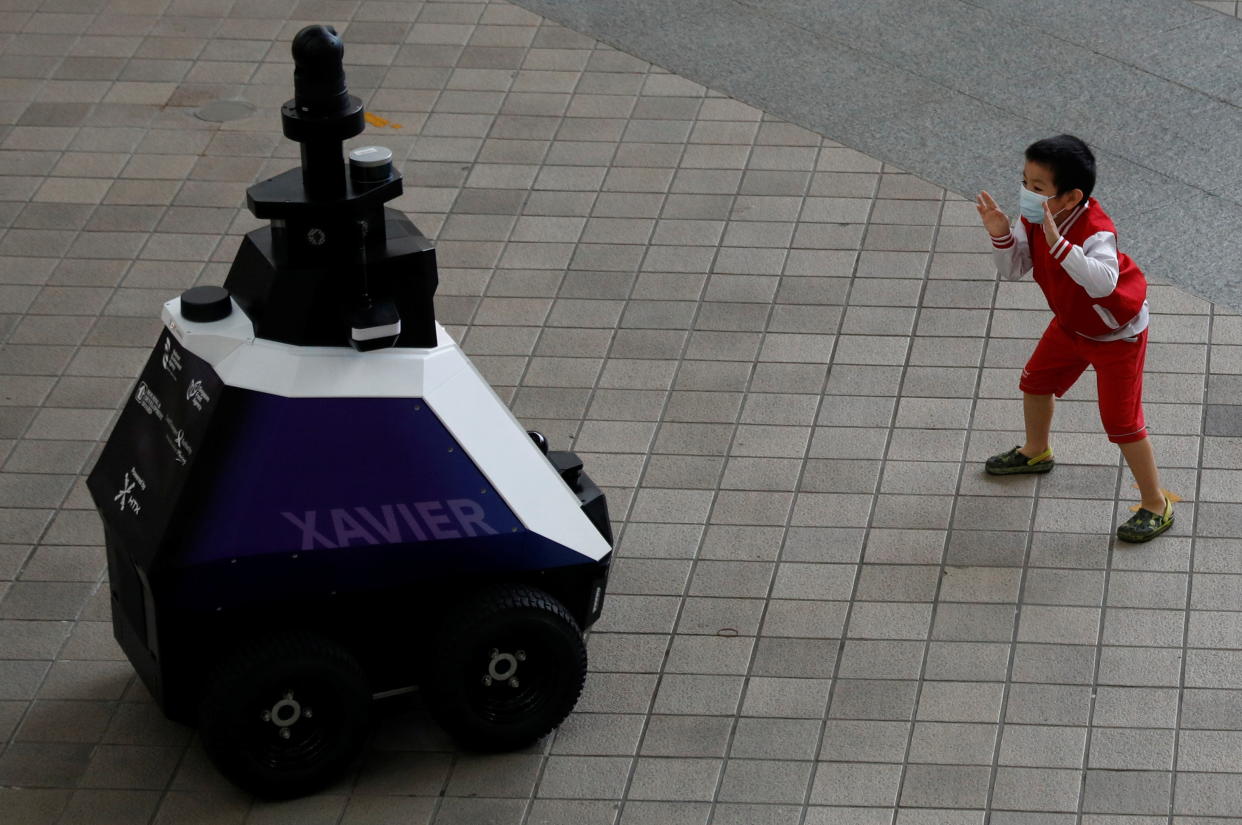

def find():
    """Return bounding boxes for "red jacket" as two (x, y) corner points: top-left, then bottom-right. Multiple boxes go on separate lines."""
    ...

(992, 198), (1147, 339)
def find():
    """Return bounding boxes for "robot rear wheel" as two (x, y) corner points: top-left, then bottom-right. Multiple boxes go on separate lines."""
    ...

(423, 584), (587, 751)
(198, 632), (371, 799)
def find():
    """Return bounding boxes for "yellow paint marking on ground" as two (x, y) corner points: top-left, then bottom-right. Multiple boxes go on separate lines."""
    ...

(1128, 486), (1182, 512)
(364, 112), (403, 129)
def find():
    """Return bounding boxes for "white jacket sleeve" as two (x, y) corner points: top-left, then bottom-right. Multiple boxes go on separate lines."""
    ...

(1051, 230), (1119, 299)
(990, 219), (1031, 281)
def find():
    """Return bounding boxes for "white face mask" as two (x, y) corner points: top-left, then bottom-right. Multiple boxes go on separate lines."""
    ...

(1019, 187), (1066, 224)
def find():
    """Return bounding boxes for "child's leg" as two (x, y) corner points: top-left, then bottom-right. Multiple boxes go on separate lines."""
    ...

(1118, 436), (1165, 513)
(1021, 392), (1055, 457)
(1092, 330), (1165, 513)
(1017, 320), (1086, 457)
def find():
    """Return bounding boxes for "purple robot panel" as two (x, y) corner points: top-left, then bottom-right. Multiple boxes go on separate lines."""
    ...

(176, 390), (525, 564)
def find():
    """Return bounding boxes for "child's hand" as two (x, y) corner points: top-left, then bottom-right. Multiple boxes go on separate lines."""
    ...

(975, 191), (1010, 237)
(1041, 199), (1061, 247)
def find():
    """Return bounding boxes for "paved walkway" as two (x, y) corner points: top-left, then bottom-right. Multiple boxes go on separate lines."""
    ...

(513, 0), (1242, 314)
(0, 0), (1240, 823)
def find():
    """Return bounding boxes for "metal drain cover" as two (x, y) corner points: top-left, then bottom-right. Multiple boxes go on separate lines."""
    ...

(195, 99), (257, 123)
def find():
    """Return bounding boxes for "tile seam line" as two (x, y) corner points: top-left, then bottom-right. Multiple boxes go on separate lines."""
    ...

(1167, 298), (1212, 820)
(570, 638), (1242, 656)
(511, 27), (639, 825)
(788, 149), (884, 825)
(564, 55), (735, 823)
(513, 0), (1242, 214)
(693, 141), (796, 820)
(877, 189), (969, 820)
(699, 129), (844, 822)
(0, 0), (141, 786)
(942, 196), (1015, 822)
(1070, 433), (1126, 819)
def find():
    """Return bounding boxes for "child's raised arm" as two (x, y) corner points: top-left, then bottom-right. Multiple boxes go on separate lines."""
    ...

(976, 191), (1009, 236)
(978, 191), (1031, 281)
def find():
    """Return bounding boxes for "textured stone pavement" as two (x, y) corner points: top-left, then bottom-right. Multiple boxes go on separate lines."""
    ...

(1, 0), (1242, 823)
(507, 0), (1242, 315)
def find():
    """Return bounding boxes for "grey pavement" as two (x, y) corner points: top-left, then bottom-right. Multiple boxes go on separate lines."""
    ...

(1, 0), (1242, 823)
(511, 0), (1242, 313)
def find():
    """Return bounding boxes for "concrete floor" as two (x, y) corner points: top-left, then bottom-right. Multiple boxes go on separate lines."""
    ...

(512, 0), (1242, 314)
(1, 0), (1241, 823)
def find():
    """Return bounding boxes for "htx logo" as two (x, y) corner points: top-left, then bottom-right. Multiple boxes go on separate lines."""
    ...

(281, 499), (499, 550)
(114, 467), (147, 515)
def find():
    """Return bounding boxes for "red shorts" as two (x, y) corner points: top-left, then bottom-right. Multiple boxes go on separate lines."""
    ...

(1019, 319), (1148, 444)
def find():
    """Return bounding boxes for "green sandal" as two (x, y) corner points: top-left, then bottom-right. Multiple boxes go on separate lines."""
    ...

(985, 446), (1054, 475)
(1117, 496), (1174, 543)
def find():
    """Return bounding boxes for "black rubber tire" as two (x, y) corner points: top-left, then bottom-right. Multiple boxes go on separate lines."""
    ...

(198, 633), (370, 799)
(423, 584), (587, 751)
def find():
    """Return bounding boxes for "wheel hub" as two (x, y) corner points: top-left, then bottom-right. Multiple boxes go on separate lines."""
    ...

(262, 691), (314, 739)
(483, 648), (525, 687)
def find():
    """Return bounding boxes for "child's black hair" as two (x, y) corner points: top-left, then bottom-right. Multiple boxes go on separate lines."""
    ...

(1025, 134), (1095, 201)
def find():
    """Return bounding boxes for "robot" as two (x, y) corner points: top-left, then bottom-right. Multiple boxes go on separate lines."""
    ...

(86, 25), (613, 799)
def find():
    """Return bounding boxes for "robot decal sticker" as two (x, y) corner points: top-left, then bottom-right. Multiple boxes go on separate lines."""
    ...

(280, 498), (499, 550)
(113, 468), (145, 516)
(90, 328), (224, 567)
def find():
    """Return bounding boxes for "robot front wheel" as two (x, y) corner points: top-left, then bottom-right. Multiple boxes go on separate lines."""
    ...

(197, 632), (371, 799)
(422, 583), (587, 751)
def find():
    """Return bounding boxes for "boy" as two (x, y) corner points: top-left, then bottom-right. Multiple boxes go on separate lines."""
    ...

(976, 134), (1172, 543)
